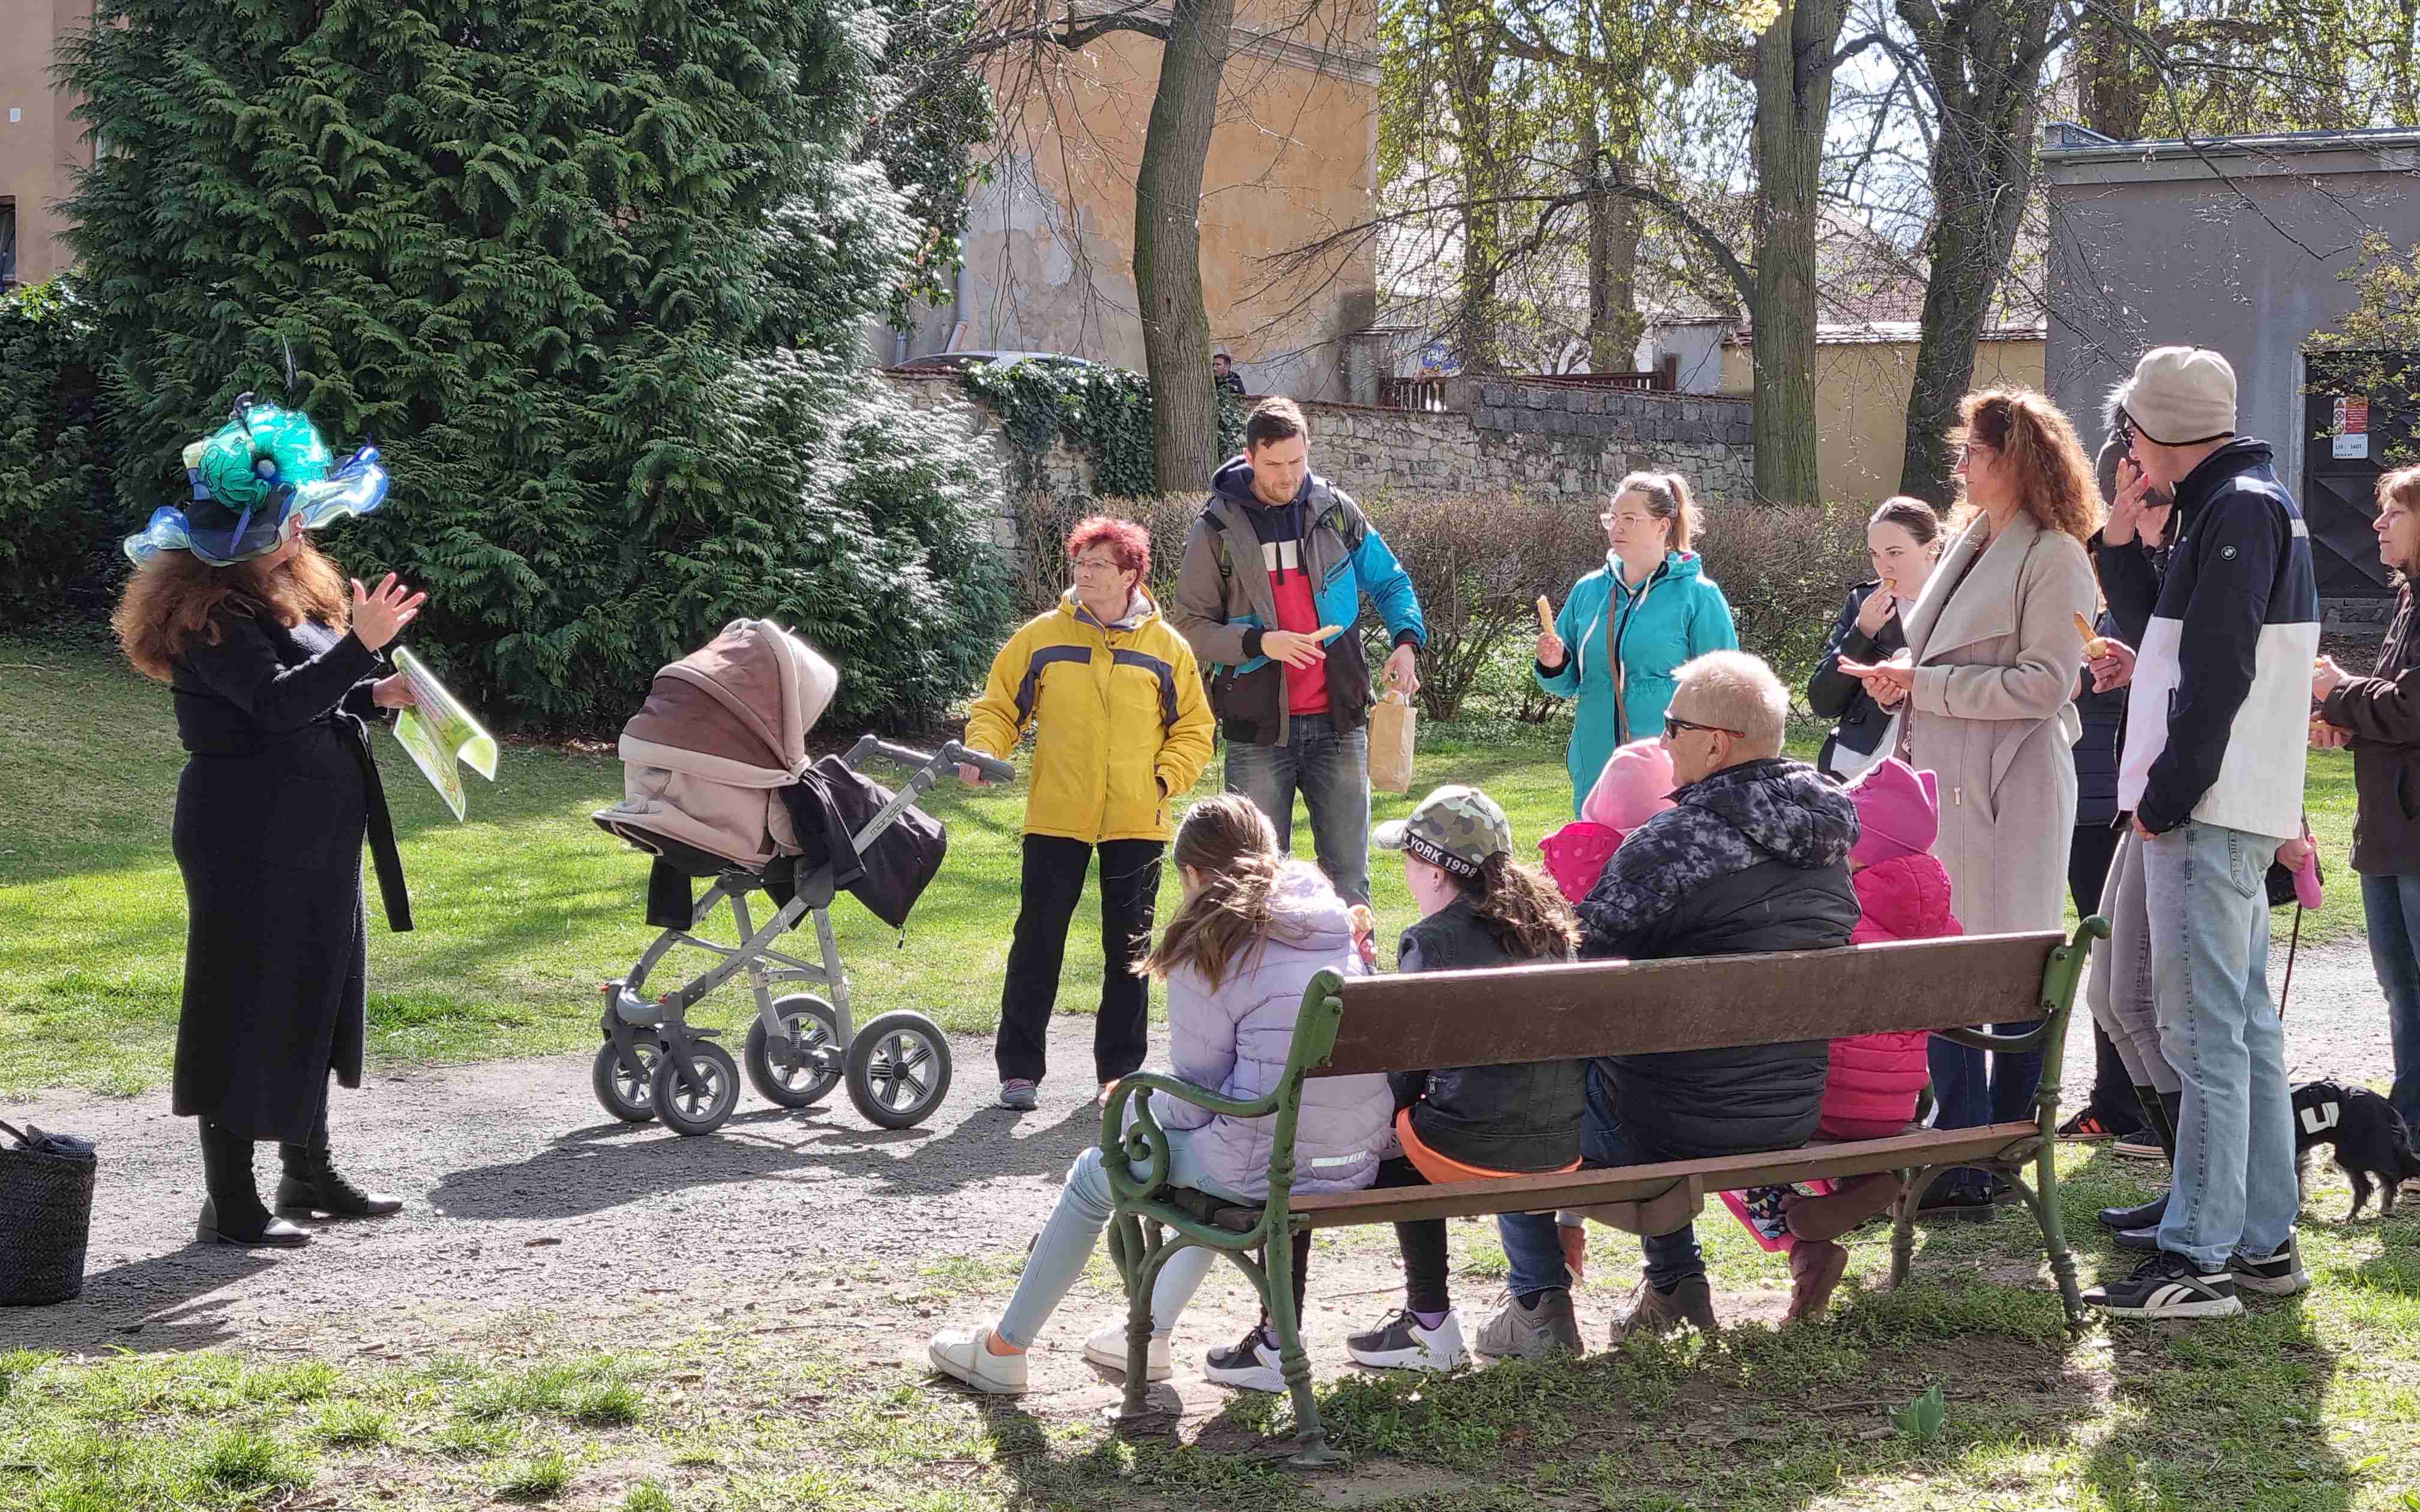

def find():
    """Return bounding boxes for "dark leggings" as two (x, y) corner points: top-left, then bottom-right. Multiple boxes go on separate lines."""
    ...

(1263, 1158), (1458, 1328)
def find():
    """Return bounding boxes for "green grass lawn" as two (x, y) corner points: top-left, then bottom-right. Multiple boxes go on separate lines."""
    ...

(0, 635), (2367, 1098)
(2, 1143), (2416, 1511)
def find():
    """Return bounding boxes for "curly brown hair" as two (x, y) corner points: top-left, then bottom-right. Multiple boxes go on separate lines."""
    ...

(113, 538), (352, 683)
(1460, 852), (1581, 961)
(1952, 387), (2102, 545)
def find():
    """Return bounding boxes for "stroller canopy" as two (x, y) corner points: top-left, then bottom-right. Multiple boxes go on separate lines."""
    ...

(621, 619), (838, 789)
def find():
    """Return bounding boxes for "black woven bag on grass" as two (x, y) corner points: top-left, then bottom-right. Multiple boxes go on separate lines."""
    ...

(0, 1117), (98, 1306)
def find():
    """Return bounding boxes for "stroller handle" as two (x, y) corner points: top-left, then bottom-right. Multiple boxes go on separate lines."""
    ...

(844, 733), (1014, 785)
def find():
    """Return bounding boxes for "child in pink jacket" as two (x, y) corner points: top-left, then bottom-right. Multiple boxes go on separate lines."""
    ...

(1766, 758), (1961, 1321)
(1538, 740), (1676, 906)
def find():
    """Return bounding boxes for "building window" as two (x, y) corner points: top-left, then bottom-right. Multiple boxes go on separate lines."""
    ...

(1, 200), (16, 288)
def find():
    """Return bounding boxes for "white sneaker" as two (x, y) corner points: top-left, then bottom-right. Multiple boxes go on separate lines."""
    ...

(1203, 1325), (1287, 1393)
(1082, 1321), (1172, 1381)
(1346, 1307), (1470, 1372)
(927, 1327), (1029, 1394)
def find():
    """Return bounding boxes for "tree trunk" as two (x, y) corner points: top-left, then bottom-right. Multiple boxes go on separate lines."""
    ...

(2074, 0), (2154, 140)
(1895, 0), (2054, 505)
(1585, 137), (1645, 371)
(1750, 0), (1846, 505)
(1134, 0), (1235, 493)
(1446, 25), (1506, 374)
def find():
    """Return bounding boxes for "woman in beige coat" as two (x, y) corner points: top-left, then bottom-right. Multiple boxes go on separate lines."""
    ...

(1842, 387), (2099, 1216)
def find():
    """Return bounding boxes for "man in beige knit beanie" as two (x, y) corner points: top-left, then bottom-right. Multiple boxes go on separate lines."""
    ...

(2080, 343), (2320, 1321)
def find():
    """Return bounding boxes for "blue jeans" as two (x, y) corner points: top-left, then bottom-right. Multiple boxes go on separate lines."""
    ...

(1497, 1065), (1702, 1297)
(2358, 873), (2420, 1129)
(993, 1126), (1242, 1349)
(1224, 712), (1372, 906)
(2148, 821), (2299, 1269)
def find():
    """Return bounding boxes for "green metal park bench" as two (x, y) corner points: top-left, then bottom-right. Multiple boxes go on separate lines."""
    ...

(1094, 919), (2106, 1465)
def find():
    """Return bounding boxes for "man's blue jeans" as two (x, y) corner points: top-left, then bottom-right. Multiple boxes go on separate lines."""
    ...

(1224, 712), (1372, 906)
(2357, 873), (2420, 1129)
(1497, 1064), (1702, 1297)
(2148, 819), (2299, 1269)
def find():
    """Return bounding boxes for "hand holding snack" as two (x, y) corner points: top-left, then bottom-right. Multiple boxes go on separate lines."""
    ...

(2074, 610), (2108, 661)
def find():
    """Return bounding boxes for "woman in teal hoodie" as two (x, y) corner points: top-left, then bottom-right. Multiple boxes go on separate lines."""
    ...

(1535, 471), (1739, 813)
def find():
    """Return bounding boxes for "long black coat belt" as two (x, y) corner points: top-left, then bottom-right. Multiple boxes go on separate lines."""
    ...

(338, 711), (414, 933)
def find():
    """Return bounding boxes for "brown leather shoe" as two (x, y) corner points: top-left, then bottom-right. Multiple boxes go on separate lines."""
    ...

(1784, 1239), (1848, 1324)
(1608, 1275), (1718, 1342)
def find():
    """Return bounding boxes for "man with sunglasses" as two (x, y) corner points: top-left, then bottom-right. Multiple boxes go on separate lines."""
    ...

(2078, 346), (2318, 1321)
(1475, 652), (1858, 1357)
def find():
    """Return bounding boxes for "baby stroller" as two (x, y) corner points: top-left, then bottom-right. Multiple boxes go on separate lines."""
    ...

(589, 619), (1013, 1136)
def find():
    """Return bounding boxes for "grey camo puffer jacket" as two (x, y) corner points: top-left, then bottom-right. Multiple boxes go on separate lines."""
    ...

(1149, 861), (1392, 1197)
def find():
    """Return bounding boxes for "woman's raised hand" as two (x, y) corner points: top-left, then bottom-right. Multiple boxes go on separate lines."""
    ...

(1854, 585), (1895, 637)
(1535, 627), (1566, 668)
(352, 573), (427, 651)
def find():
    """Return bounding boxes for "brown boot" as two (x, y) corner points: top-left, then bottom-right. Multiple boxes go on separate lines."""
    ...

(1784, 1239), (1848, 1324)
(1783, 1173), (1906, 1243)
(1608, 1275), (1718, 1342)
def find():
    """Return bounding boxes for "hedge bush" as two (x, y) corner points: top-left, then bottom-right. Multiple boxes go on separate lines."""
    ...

(0, 279), (119, 630)
(50, 0), (1008, 733)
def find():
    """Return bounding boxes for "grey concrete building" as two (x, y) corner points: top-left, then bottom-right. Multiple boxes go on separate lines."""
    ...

(2040, 123), (2420, 607)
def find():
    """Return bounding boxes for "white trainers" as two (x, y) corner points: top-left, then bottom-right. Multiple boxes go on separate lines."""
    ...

(1346, 1307), (1470, 1372)
(1082, 1321), (1172, 1381)
(927, 1327), (1029, 1394)
(1203, 1325), (1287, 1393)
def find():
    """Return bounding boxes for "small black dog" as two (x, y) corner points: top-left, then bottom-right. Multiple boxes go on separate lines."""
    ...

(2292, 1079), (2420, 1220)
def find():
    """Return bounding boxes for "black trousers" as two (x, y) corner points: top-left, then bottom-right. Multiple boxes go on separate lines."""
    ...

(2068, 818), (2141, 1131)
(994, 834), (1163, 1086)
(1280, 1158), (1463, 1326)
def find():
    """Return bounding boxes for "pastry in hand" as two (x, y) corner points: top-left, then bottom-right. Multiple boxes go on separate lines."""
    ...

(2074, 611), (2108, 660)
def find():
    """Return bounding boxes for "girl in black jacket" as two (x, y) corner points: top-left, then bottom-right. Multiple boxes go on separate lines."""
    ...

(1810, 499), (1944, 779)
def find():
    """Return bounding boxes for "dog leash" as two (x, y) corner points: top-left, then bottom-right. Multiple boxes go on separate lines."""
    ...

(2280, 905), (2303, 1020)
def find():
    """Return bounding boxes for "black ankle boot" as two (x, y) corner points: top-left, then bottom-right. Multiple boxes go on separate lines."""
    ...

(2098, 1086), (2178, 1231)
(275, 1141), (403, 1219)
(196, 1121), (310, 1248)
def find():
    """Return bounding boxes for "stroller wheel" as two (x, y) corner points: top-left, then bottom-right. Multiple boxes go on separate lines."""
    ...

(592, 1039), (662, 1124)
(651, 1040), (741, 1136)
(845, 1011), (954, 1130)
(745, 996), (843, 1109)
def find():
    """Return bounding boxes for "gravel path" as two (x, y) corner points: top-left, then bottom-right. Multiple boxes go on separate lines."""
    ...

(3, 939), (2397, 1379)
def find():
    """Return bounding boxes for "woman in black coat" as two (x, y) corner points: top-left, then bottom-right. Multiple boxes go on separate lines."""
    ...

(113, 417), (421, 1247)
(1808, 498), (1943, 780)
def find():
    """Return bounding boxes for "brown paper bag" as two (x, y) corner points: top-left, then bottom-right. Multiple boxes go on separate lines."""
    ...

(1368, 689), (1416, 795)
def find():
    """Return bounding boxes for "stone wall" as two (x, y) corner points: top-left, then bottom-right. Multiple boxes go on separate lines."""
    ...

(879, 372), (1757, 512)
(1303, 381), (1754, 502)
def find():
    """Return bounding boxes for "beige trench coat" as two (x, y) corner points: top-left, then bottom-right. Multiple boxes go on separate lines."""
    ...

(1897, 509), (2098, 936)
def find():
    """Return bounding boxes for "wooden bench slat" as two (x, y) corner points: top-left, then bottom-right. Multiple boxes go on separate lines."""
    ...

(1314, 932), (2061, 1077)
(1290, 1122), (2037, 1229)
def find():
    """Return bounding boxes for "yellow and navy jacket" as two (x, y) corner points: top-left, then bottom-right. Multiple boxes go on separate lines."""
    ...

(965, 589), (1215, 843)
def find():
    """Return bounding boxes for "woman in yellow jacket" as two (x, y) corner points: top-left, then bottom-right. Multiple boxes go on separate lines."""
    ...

(960, 516), (1215, 1110)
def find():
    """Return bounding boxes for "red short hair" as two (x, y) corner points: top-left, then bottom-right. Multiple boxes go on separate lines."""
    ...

(1067, 515), (1151, 576)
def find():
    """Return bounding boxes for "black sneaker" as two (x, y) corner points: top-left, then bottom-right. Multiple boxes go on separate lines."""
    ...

(2097, 1191), (2168, 1231)
(2112, 1223), (2162, 1253)
(1203, 1326), (1286, 1393)
(2230, 1238), (2310, 1297)
(1346, 1308), (1470, 1372)
(2083, 1250), (2244, 1319)
(2057, 1111), (2128, 1142)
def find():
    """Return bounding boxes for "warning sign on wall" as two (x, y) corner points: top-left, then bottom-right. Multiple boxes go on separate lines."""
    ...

(2334, 397), (2371, 459)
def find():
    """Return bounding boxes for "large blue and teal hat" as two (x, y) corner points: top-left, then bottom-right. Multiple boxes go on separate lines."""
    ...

(122, 396), (391, 565)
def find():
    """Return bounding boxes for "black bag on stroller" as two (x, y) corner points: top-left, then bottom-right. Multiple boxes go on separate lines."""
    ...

(777, 756), (947, 930)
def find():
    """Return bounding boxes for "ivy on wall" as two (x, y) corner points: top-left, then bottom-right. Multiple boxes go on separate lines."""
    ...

(959, 359), (1245, 498)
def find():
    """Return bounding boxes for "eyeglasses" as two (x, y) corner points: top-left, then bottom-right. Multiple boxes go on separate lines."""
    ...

(1071, 555), (1127, 573)
(1663, 714), (1742, 739)
(1954, 440), (1996, 465)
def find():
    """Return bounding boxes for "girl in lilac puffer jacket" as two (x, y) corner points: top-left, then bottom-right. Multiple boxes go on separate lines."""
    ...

(926, 796), (1391, 1398)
